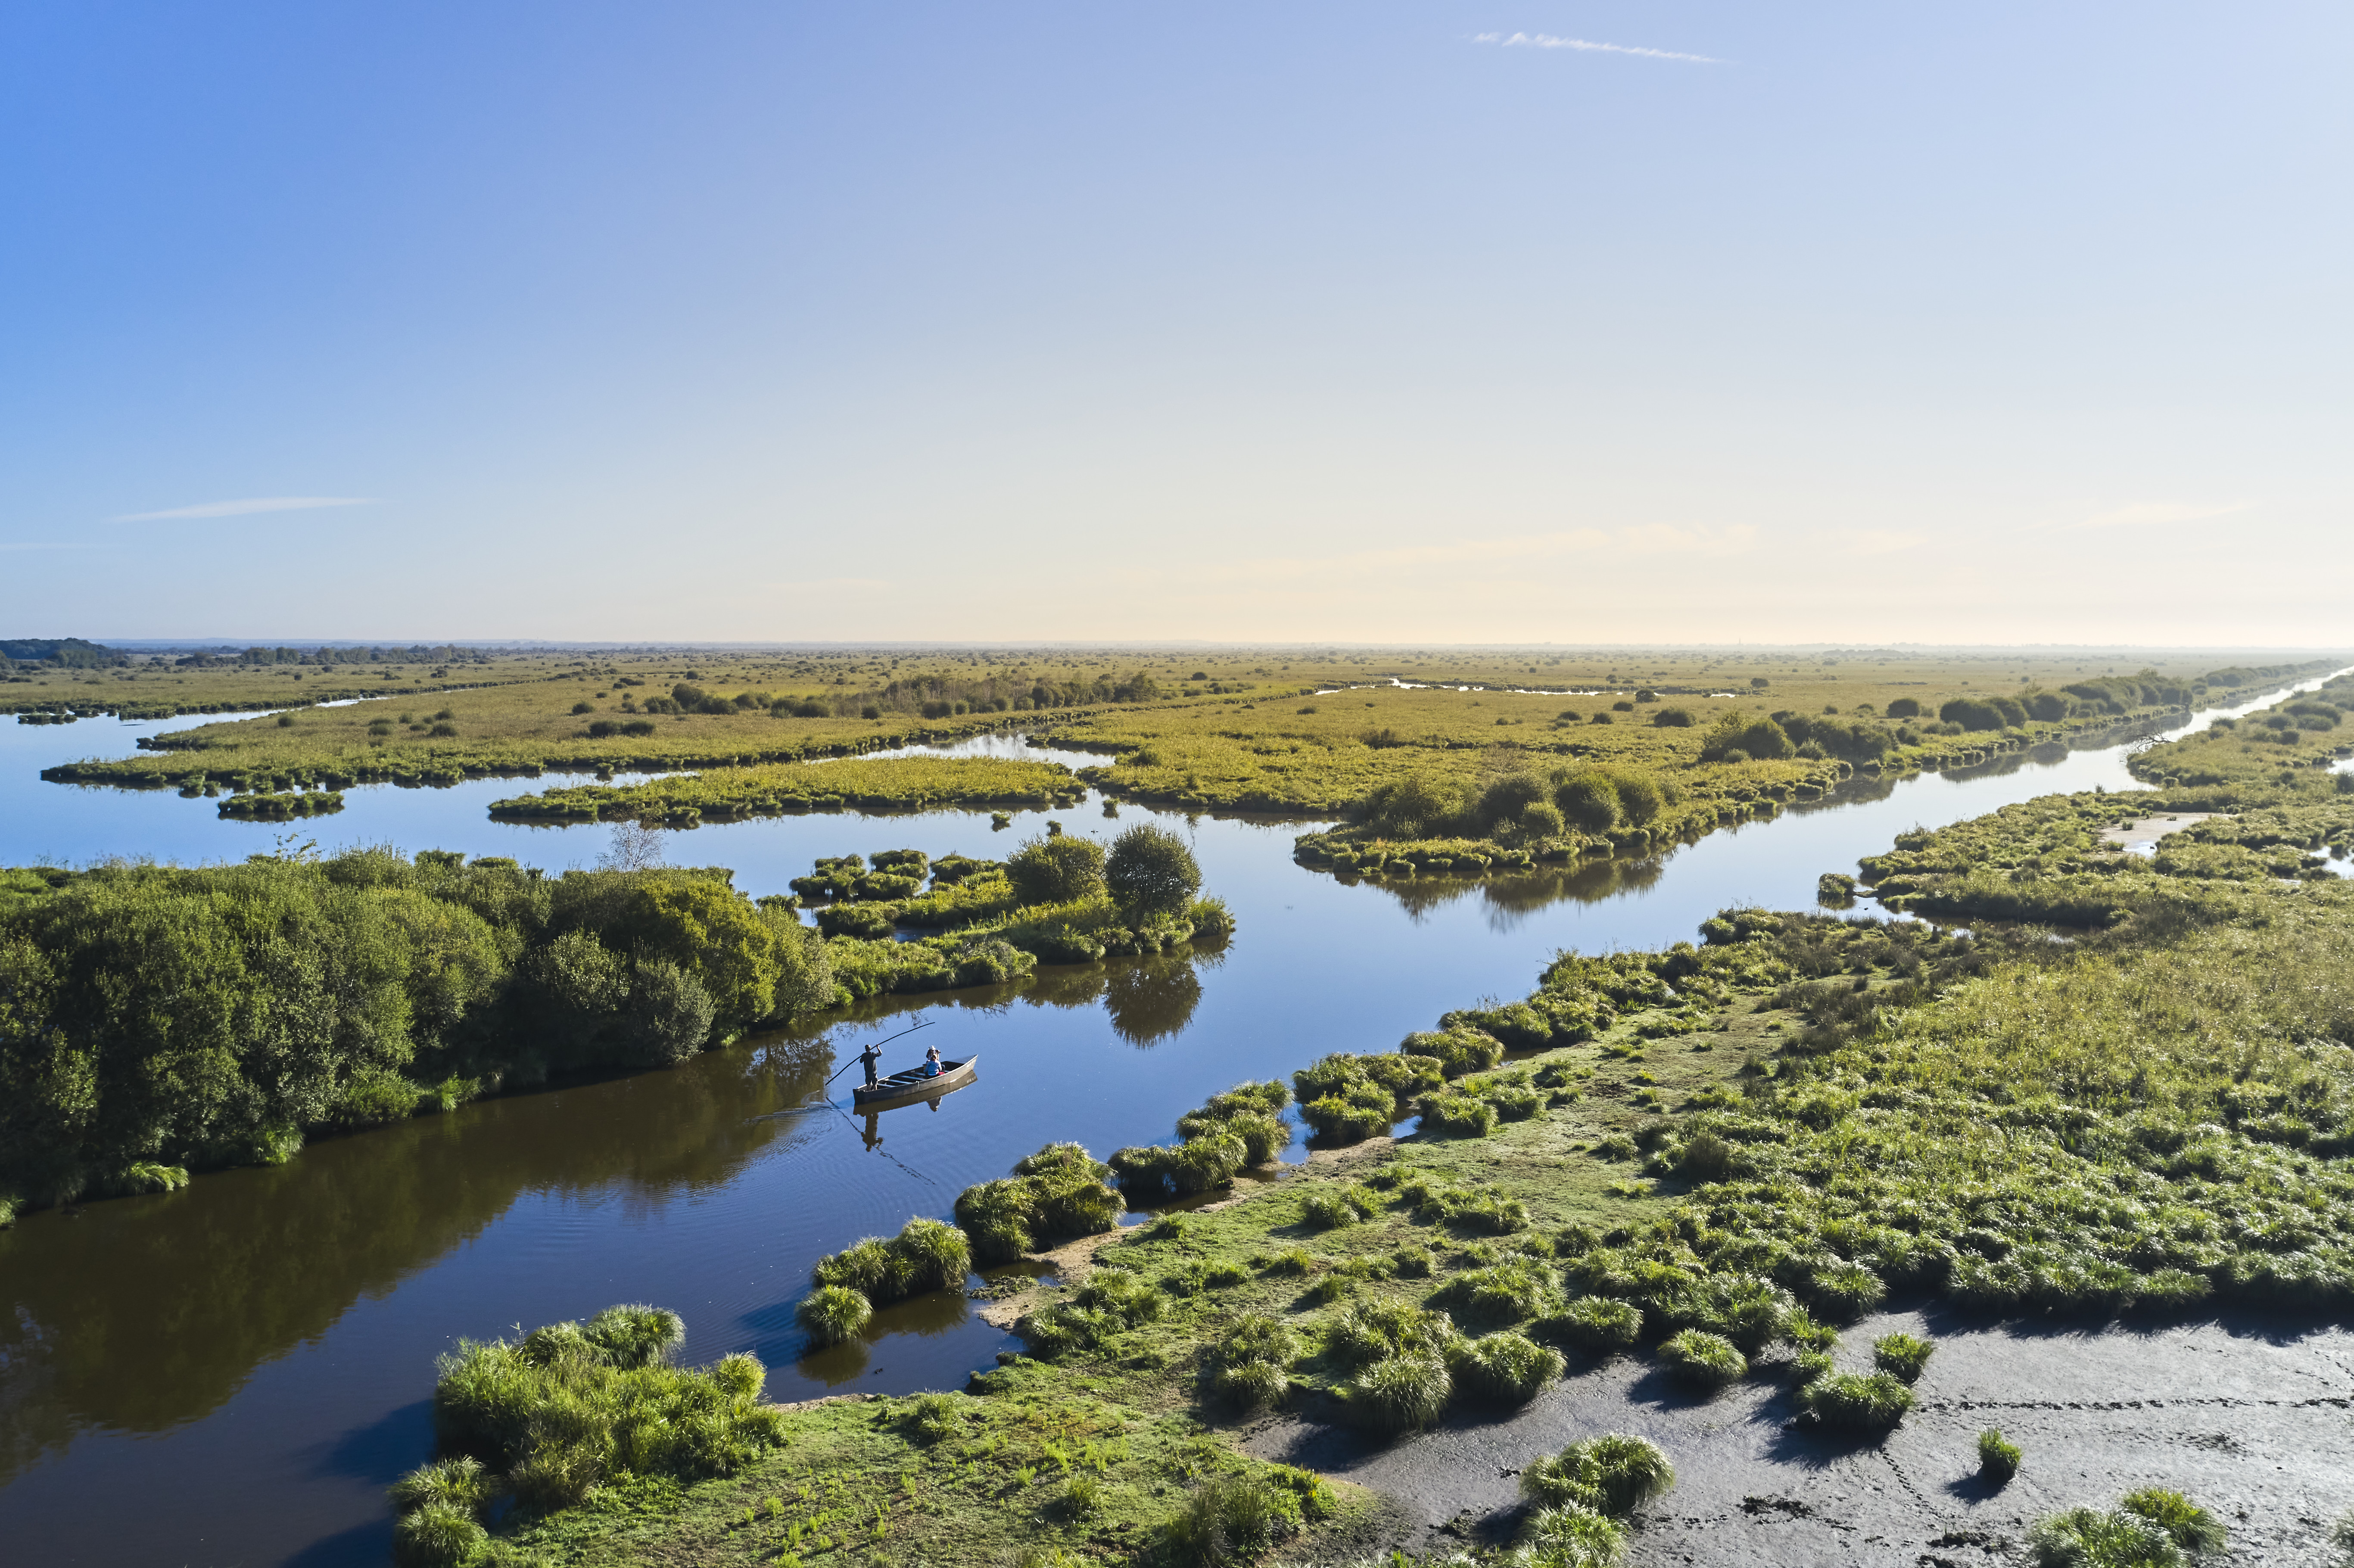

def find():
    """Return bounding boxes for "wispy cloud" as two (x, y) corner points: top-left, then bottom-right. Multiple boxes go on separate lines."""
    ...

(114, 496), (377, 522)
(1471, 31), (1722, 64)
(2078, 501), (2252, 530)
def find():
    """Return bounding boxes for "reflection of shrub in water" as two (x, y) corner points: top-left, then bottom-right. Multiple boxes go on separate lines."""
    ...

(1102, 954), (1204, 1045)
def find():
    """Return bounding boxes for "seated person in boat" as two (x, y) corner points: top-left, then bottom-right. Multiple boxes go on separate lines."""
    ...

(918, 1045), (943, 1077)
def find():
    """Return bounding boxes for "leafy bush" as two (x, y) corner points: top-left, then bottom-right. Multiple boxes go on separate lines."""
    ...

(1003, 835), (1106, 905)
(1448, 1330), (1563, 1404)
(1105, 823), (1202, 916)
(1658, 1328), (1747, 1387)
(1977, 1428), (2021, 1485)
(1797, 1370), (1915, 1430)
(1872, 1332), (1935, 1384)
(1329, 1299), (1460, 1366)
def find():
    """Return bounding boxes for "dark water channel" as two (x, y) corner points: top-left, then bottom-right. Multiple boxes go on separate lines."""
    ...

(0, 676), (2342, 1567)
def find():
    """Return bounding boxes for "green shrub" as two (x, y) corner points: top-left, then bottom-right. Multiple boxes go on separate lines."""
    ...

(1389, 1244), (1434, 1277)
(1977, 1428), (2021, 1485)
(1448, 1330), (1563, 1404)
(1105, 823), (1201, 916)
(2118, 1489), (2226, 1554)
(795, 1285), (870, 1347)
(905, 1391), (965, 1444)
(1345, 1352), (1451, 1434)
(2027, 1508), (2183, 1568)
(1872, 1332), (1935, 1384)
(1797, 1370), (1915, 1431)
(1004, 835), (1106, 904)
(1536, 1296), (1644, 1353)
(1199, 1311), (1299, 1410)
(1523, 1432), (1675, 1517)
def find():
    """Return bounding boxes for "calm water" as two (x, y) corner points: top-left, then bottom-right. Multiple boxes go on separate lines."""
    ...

(0, 676), (2340, 1568)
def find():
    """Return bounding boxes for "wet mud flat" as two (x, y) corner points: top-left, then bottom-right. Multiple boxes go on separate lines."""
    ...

(1246, 1306), (2354, 1565)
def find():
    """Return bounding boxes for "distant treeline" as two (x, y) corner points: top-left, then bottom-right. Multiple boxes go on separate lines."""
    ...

(170, 644), (493, 668)
(0, 852), (832, 1210)
(0, 638), (128, 669)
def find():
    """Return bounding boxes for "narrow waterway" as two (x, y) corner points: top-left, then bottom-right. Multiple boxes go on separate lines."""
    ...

(0, 675), (2340, 1568)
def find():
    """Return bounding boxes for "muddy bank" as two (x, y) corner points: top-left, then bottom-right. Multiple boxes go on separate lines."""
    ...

(1246, 1306), (2354, 1565)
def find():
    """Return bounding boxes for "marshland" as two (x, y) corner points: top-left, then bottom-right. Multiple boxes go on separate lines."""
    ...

(4, 645), (2354, 1568)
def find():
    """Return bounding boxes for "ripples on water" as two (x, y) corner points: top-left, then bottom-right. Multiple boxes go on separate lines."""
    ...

(0, 674), (2342, 1568)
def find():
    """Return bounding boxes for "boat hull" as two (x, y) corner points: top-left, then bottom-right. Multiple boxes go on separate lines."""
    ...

(851, 1056), (977, 1112)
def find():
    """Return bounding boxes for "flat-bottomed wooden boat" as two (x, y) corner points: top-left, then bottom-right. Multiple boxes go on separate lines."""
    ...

(851, 1055), (977, 1112)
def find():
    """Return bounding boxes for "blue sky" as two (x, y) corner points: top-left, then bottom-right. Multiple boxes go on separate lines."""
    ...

(3, 2), (2348, 644)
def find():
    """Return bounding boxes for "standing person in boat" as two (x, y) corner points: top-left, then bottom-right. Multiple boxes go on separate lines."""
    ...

(858, 1039), (884, 1088)
(918, 1044), (943, 1078)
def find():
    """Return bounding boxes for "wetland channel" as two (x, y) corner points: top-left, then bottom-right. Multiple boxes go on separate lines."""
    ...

(0, 675), (2343, 1568)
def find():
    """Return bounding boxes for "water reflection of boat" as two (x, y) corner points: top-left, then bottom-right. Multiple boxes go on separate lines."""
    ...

(851, 1056), (978, 1113)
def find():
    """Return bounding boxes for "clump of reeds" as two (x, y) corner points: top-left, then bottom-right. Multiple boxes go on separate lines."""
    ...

(1797, 1370), (1915, 1430)
(1516, 1501), (1625, 1567)
(1977, 1428), (2021, 1485)
(2027, 1508), (2183, 1568)
(1535, 1295), (1644, 1353)
(2119, 1489), (2227, 1554)
(419, 1304), (786, 1534)
(1198, 1311), (1299, 1410)
(1522, 1432), (1675, 1517)
(1300, 1184), (1379, 1229)
(1872, 1331), (1936, 1383)
(1344, 1351), (1452, 1435)
(795, 1285), (871, 1347)
(1017, 1266), (1167, 1359)
(1428, 1257), (1562, 1325)
(953, 1143), (1124, 1264)
(904, 1391), (965, 1444)
(1417, 1089), (1499, 1139)
(1658, 1328), (1747, 1388)
(1156, 1474), (1301, 1566)
(1447, 1330), (1564, 1404)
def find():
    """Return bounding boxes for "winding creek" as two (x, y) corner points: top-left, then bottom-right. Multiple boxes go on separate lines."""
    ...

(0, 675), (2344, 1568)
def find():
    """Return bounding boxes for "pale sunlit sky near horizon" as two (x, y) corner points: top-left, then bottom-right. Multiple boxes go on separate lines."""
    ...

(2, 3), (2348, 646)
